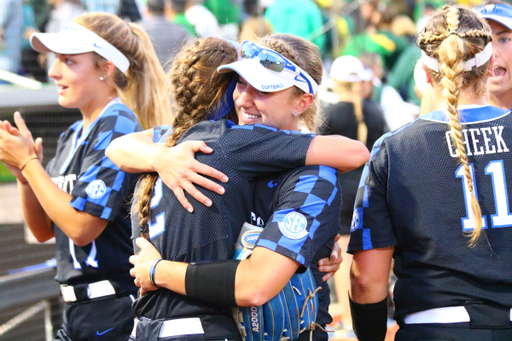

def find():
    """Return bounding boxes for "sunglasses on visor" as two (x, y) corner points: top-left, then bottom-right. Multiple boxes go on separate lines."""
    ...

(239, 41), (318, 97)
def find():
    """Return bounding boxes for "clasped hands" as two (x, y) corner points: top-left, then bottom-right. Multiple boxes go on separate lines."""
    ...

(0, 112), (43, 182)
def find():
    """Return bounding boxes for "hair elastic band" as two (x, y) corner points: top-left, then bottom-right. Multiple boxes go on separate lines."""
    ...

(422, 42), (492, 72)
(20, 156), (39, 172)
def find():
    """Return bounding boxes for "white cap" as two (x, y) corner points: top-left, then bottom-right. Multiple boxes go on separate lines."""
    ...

(218, 56), (318, 97)
(30, 22), (130, 74)
(330, 55), (366, 82)
(475, 3), (512, 31)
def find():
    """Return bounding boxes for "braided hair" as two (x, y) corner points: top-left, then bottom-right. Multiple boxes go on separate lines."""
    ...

(417, 5), (492, 246)
(134, 37), (238, 226)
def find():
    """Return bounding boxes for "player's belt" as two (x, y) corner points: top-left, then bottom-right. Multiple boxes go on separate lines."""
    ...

(60, 279), (116, 302)
(131, 317), (204, 338)
(130, 314), (241, 340)
(404, 306), (512, 324)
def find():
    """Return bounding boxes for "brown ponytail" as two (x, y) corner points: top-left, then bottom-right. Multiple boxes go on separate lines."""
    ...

(134, 37), (238, 226)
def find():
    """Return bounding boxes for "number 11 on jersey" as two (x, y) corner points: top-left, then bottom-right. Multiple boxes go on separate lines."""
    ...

(456, 160), (512, 231)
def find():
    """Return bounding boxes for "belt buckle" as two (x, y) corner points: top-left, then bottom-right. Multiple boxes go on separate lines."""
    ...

(60, 284), (77, 303)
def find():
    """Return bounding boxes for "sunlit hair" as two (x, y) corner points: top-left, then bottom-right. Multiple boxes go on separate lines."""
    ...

(417, 5), (492, 246)
(332, 79), (367, 144)
(134, 37), (238, 225)
(258, 34), (324, 133)
(74, 12), (170, 128)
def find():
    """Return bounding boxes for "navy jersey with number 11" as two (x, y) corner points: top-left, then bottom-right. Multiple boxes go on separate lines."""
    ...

(348, 105), (512, 322)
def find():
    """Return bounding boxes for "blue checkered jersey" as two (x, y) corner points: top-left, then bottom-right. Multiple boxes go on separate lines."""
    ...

(132, 119), (315, 320)
(46, 101), (142, 289)
(348, 105), (512, 321)
(252, 165), (341, 341)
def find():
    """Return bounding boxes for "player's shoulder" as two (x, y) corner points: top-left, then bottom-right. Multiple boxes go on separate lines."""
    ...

(281, 165), (337, 183)
(60, 120), (83, 138)
(278, 165), (339, 198)
(96, 102), (142, 134)
(229, 122), (315, 137)
(421, 105), (509, 125)
(153, 125), (173, 143)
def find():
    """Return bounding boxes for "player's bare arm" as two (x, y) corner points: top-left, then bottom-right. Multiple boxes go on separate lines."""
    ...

(0, 113), (107, 245)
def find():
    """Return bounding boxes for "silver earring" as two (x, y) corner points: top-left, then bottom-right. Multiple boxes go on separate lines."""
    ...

(293, 112), (300, 117)
(99, 76), (105, 81)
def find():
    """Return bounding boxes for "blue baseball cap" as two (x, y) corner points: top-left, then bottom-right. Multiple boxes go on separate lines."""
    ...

(475, 3), (512, 30)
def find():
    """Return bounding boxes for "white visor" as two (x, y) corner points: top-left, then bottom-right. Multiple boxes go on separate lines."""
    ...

(218, 58), (318, 96)
(30, 22), (130, 74)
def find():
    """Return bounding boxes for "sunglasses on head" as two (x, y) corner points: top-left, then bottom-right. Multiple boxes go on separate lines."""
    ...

(239, 41), (318, 97)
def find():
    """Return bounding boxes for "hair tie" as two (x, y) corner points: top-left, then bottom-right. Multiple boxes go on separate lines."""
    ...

(421, 42), (493, 72)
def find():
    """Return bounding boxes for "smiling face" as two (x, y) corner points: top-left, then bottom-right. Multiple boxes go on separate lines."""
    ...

(488, 20), (512, 103)
(233, 76), (303, 131)
(48, 52), (113, 115)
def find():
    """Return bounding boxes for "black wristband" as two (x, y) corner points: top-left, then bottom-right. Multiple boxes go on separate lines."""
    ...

(349, 295), (388, 341)
(185, 260), (240, 307)
(149, 258), (163, 287)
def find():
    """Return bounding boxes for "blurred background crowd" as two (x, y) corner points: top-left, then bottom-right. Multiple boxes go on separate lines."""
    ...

(0, 0), (496, 131)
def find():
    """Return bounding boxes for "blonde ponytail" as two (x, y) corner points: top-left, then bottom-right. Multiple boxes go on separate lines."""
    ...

(417, 5), (492, 246)
(351, 81), (367, 144)
(74, 13), (170, 129)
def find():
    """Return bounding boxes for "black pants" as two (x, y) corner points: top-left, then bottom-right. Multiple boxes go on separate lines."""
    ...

(55, 295), (135, 341)
(396, 324), (512, 341)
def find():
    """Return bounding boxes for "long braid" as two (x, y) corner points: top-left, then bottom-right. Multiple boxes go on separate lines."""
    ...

(441, 7), (483, 245)
(417, 5), (492, 246)
(134, 38), (237, 226)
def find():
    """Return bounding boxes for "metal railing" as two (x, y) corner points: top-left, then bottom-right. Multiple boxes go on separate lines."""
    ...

(0, 301), (53, 341)
(0, 266), (61, 341)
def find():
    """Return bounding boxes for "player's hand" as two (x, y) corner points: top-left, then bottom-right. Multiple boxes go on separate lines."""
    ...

(129, 237), (162, 295)
(1, 116), (44, 184)
(155, 141), (228, 213)
(0, 112), (41, 180)
(318, 234), (343, 282)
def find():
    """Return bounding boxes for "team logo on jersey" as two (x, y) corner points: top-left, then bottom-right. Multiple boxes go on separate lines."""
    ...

(351, 208), (362, 231)
(278, 212), (308, 239)
(86, 180), (107, 199)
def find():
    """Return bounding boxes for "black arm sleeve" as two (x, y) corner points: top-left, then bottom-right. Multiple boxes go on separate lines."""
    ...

(185, 260), (240, 307)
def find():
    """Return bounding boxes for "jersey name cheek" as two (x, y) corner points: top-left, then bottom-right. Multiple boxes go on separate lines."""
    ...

(446, 126), (510, 157)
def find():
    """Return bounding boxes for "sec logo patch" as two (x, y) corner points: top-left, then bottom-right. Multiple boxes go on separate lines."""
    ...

(86, 180), (107, 199)
(278, 212), (308, 239)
